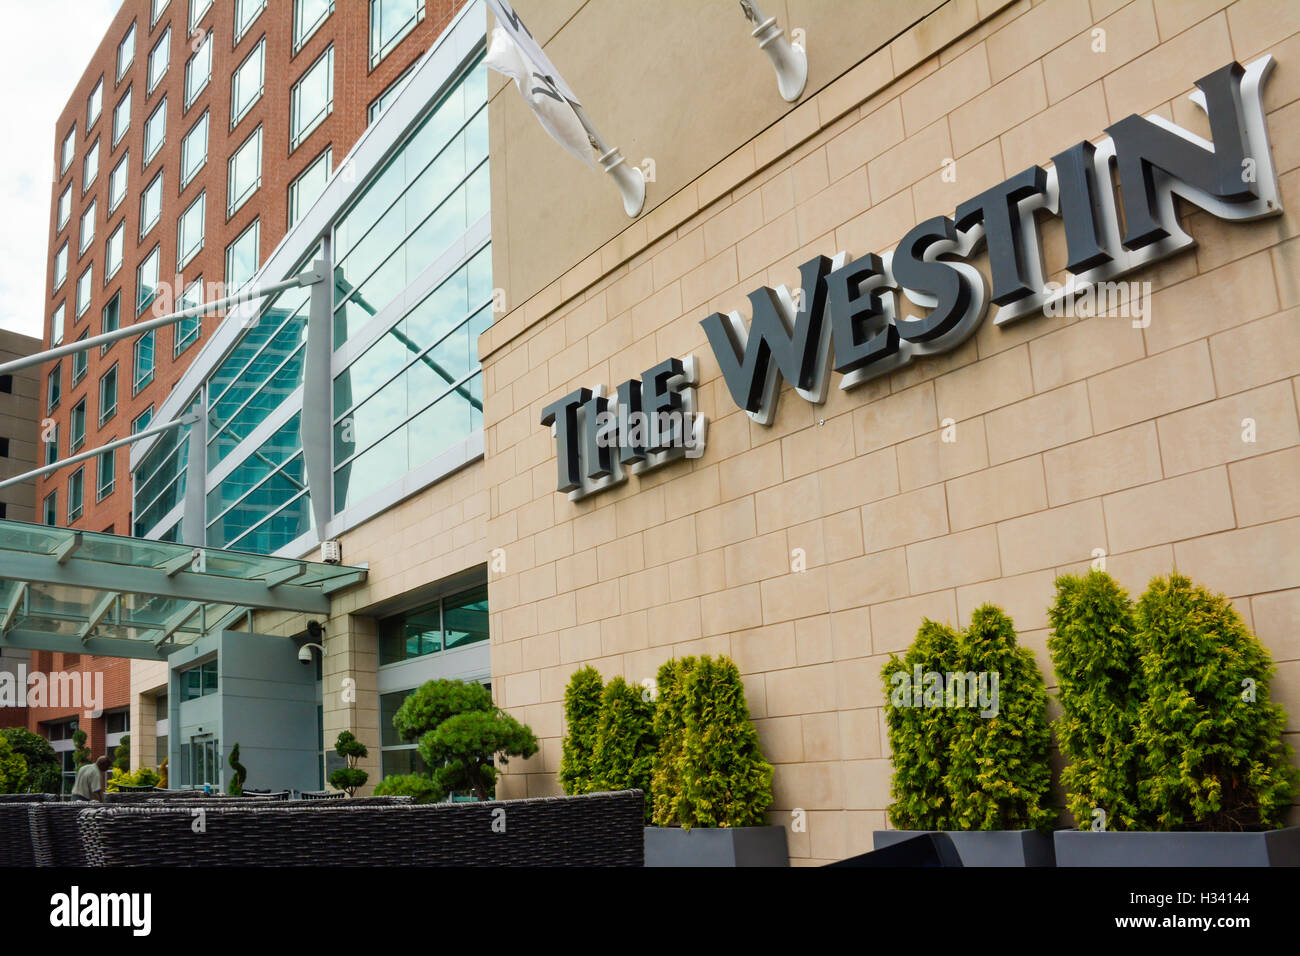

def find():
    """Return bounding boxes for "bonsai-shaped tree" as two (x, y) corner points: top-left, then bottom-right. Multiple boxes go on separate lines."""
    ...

(391, 680), (538, 801)
(1134, 573), (1297, 830)
(880, 618), (961, 830)
(675, 656), (774, 829)
(328, 731), (370, 798)
(591, 676), (656, 819)
(113, 734), (131, 774)
(1048, 570), (1144, 830)
(227, 742), (248, 796)
(0, 737), (28, 794)
(71, 729), (91, 767)
(0, 728), (61, 793)
(559, 666), (604, 795)
(649, 657), (693, 826)
(945, 605), (1054, 832)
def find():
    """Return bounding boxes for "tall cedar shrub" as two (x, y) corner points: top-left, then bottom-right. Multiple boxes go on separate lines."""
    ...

(591, 677), (657, 819)
(649, 657), (693, 826)
(881, 619), (961, 830)
(559, 666), (604, 795)
(1134, 573), (1297, 830)
(945, 605), (1054, 831)
(1047, 570), (1145, 830)
(676, 656), (774, 829)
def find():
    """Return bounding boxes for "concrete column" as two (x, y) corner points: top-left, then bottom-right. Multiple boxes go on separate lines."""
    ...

(321, 611), (380, 794)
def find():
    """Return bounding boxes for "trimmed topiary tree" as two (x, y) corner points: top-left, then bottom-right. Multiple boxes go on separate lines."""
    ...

(71, 729), (90, 767)
(559, 665), (604, 795)
(113, 735), (131, 775)
(881, 618), (961, 830)
(674, 656), (773, 829)
(1134, 573), (1297, 831)
(649, 656), (693, 827)
(328, 731), (369, 797)
(0, 737), (27, 795)
(373, 773), (442, 803)
(590, 676), (656, 818)
(227, 742), (248, 796)
(1048, 569), (1144, 830)
(945, 604), (1054, 832)
(0, 728), (61, 794)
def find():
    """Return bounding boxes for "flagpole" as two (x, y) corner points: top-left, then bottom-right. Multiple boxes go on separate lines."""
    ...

(572, 104), (645, 218)
(740, 0), (807, 103)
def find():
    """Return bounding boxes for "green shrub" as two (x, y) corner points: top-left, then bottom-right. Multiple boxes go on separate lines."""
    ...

(1134, 573), (1297, 830)
(106, 766), (160, 792)
(392, 679), (538, 802)
(649, 657), (693, 826)
(1048, 570), (1144, 830)
(591, 677), (656, 818)
(559, 666), (604, 795)
(373, 773), (442, 804)
(0, 737), (27, 794)
(227, 742), (248, 796)
(71, 729), (90, 767)
(0, 728), (60, 794)
(674, 656), (773, 829)
(328, 731), (369, 797)
(945, 604), (1054, 832)
(881, 619), (961, 830)
(113, 735), (131, 774)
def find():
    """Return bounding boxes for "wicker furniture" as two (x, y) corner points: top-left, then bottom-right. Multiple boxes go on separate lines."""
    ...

(77, 790), (644, 866)
(0, 804), (42, 866)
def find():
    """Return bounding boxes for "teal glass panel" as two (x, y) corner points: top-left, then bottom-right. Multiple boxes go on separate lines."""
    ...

(205, 414), (302, 522)
(443, 584), (488, 650)
(207, 455), (306, 548)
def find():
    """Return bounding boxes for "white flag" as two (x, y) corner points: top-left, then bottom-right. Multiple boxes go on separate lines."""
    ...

(484, 19), (593, 168)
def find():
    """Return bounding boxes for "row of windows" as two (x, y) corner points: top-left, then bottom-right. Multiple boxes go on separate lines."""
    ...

(41, 445), (117, 526)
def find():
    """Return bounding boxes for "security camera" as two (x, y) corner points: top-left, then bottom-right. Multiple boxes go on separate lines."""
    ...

(298, 645), (313, 664)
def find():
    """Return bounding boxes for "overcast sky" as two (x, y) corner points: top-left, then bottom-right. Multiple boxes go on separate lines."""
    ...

(0, 0), (122, 340)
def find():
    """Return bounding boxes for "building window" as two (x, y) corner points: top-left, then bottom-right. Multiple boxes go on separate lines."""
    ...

(177, 191), (205, 269)
(234, 0), (264, 43)
(117, 22), (136, 81)
(112, 87), (131, 146)
(72, 334), (88, 384)
(43, 491), (57, 526)
(288, 146), (330, 226)
(0, 374), (10, 394)
(294, 0), (333, 53)
(51, 301), (66, 348)
(181, 110), (208, 186)
(97, 447), (116, 500)
(133, 406), (154, 433)
(57, 186), (71, 231)
(227, 126), (261, 215)
(148, 26), (171, 94)
(88, 77), (104, 128)
(70, 399), (86, 453)
(140, 171), (163, 238)
(189, 0), (212, 32)
(79, 200), (96, 255)
(67, 467), (84, 522)
(180, 659), (218, 700)
(101, 292), (120, 354)
(224, 218), (259, 291)
(82, 138), (99, 193)
(76, 264), (93, 318)
(137, 244), (160, 313)
(370, 0), (423, 69)
(368, 64), (414, 123)
(109, 152), (128, 212)
(60, 125), (75, 176)
(134, 330), (155, 393)
(152, 0), (169, 26)
(289, 46), (332, 151)
(106, 710), (130, 736)
(144, 97), (167, 166)
(106, 220), (124, 280)
(185, 30), (212, 109)
(54, 242), (68, 291)
(0, 438), (7, 458)
(44, 422), (59, 465)
(46, 365), (61, 413)
(378, 584), (488, 665)
(175, 278), (202, 356)
(230, 38), (264, 129)
(99, 364), (118, 426)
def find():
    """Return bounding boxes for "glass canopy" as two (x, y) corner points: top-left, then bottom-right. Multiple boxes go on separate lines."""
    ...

(0, 519), (366, 660)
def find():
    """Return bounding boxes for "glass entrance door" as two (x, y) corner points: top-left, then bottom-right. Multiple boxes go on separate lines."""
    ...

(188, 734), (220, 790)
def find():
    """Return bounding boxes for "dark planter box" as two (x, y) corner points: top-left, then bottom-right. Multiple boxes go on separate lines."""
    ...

(1054, 827), (1300, 867)
(873, 829), (1055, 867)
(644, 825), (789, 866)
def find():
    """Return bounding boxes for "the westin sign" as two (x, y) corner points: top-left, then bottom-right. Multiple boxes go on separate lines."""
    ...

(543, 57), (1282, 500)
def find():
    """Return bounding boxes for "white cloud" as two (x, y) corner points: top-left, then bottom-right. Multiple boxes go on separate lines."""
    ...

(0, 0), (123, 340)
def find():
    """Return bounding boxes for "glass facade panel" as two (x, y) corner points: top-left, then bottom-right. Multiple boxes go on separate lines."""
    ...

(140, 172), (163, 238)
(225, 219), (259, 292)
(230, 39), (264, 128)
(133, 329), (155, 392)
(101, 293), (120, 354)
(54, 245), (67, 291)
(76, 265), (93, 317)
(57, 187), (70, 230)
(185, 31), (211, 108)
(137, 245), (160, 313)
(98, 447), (115, 500)
(177, 192), (205, 268)
(83, 139), (99, 193)
(144, 98), (166, 166)
(88, 78), (103, 127)
(117, 23), (135, 80)
(289, 147), (331, 226)
(98, 364), (117, 426)
(175, 279), (202, 355)
(134, 399), (196, 536)
(290, 47), (332, 151)
(370, 0), (423, 67)
(181, 111), (208, 186)
(228, 126), (261, 215)
(79, 201), (96, 254)
(67, 468), (84, 521)
(235, 0), (265, 41)
(106, 220), (123, 278)
(113, 87), (130, 146)
(148, 27), (170, 93)
(294, 0), (332, 51)
(109, 153), (128, 212)
(61, 126), (75, 175)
